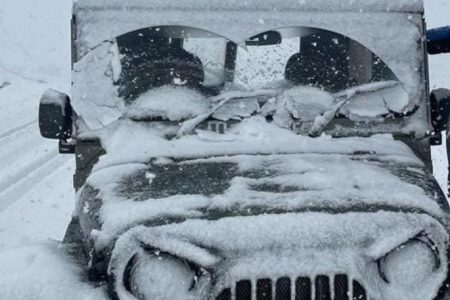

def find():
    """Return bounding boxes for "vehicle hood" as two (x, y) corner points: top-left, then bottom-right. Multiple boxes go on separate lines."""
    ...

(78, 132), (448, 251)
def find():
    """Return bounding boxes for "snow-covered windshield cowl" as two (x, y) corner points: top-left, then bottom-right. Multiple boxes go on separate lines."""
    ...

(72, 26), (423, 137)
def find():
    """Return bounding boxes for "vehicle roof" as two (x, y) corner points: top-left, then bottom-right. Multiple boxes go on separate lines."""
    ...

(74, 0), (424, 13)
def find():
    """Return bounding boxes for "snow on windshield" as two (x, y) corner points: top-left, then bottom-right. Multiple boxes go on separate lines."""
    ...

(126, 86), (209, 121)
(72, 41), (125, 129)
(72, 26), (420, 135)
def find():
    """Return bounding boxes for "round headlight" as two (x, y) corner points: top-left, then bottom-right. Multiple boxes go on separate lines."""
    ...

(128, 252), (196, 300)
(378, 238), (440, 287)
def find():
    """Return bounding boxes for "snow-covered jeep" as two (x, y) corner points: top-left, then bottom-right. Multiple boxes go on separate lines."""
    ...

(38, 0), (450, 299)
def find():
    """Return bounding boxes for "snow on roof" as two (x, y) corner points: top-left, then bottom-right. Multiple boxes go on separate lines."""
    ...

(75, 0), (424, 13)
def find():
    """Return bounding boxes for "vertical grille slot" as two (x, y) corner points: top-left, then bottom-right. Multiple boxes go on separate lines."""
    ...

(334, 274), (349, 300)
(352, 280), (366, 300)
(236, 279), (252, 300)
(295, 277), (312, 300)
(257, 278), (273, 300)
(275, 277), (291, 300)
(315, 275), (331, 300)
(217, 275), (366, 300)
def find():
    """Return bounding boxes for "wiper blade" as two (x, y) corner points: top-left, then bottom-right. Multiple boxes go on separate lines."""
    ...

(308, 98), (347, 137)
(333, 81), (399, 99)
(177, 89), (278, 137)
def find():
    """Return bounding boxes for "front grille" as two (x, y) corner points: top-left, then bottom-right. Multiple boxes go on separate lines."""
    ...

(216, 274), (366, 300)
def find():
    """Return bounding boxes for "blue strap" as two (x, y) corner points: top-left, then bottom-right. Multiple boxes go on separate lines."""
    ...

(428, 26), (450, 43)
(428, 26), (450, 54)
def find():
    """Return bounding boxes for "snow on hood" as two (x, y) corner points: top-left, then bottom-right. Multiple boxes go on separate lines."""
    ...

(77, 120), (447, 251)
(109, 212), (447, 300)
(76, 116), (448, 300)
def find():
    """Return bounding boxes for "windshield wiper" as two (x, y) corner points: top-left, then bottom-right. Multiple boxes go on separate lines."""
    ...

(177, 89), (278, 137)
(308, 81), (400, 137)
(308, 98), (347, 137)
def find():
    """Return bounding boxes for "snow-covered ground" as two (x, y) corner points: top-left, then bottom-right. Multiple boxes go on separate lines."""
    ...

(0, 71), (74, 250)
(0, 70), (107, 298)
(0, 0), (449, 299)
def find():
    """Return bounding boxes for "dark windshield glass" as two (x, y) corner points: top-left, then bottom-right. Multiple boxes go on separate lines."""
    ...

(116, 26), (234, 101)
(234, 27), (397, 92)
(115, 26), (398, 100)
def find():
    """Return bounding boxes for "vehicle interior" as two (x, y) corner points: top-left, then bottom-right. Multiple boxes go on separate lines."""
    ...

(115, 26), (398, 99)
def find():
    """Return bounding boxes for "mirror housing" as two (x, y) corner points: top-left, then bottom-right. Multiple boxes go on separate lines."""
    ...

(430, 89), (450, 135)
(245, 31), (282, 46)
(430, 89), (450, 197)
(39, 89), (73, 140)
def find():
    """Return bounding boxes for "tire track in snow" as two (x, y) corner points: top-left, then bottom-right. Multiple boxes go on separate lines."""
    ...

(0, 120), (36, 141)
(0, 150), (70, 212)
(0, 125), (48, 167)
(0, 158), (75, 251)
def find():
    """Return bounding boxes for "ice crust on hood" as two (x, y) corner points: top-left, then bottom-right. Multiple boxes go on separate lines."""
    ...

(74, 98), (448, 300)
(78, 118), (446, 251)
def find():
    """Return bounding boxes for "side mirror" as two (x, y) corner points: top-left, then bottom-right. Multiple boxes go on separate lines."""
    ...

(39, 89), (72, 140)
(430, 89), (450, 144)
(430, 89), (450, 197)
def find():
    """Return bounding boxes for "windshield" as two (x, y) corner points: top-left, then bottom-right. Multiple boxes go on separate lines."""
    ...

(72, 26), (412, 135)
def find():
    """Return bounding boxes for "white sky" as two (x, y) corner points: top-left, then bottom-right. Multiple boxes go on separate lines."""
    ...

(0, 0), (448, 91)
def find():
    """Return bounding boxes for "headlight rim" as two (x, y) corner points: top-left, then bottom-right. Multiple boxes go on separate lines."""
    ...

(123, 245), (212, 298)
(377, 232), (441, 284)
